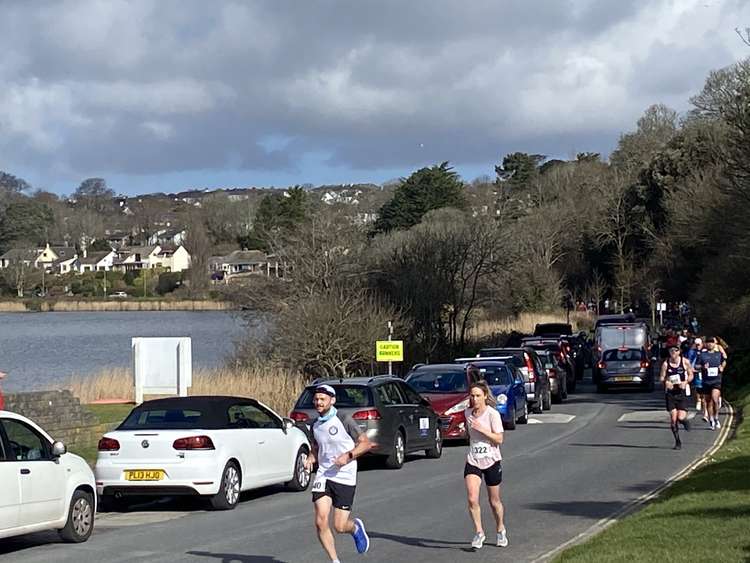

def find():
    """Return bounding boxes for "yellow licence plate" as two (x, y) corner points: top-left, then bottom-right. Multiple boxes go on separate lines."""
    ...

(124, 470), (165, 481)
(613, 376), (633, 382)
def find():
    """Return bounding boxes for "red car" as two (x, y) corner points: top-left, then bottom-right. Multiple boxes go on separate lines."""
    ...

(406, 364), (482, 440)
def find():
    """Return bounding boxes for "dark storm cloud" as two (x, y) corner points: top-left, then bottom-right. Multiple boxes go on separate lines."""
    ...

(0, 0), (747, 191)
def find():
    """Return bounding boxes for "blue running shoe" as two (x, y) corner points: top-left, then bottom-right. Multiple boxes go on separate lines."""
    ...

(352, 518), (370, 554)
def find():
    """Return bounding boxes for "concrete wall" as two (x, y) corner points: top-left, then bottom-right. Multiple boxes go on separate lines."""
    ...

(4, 390), (104, 448)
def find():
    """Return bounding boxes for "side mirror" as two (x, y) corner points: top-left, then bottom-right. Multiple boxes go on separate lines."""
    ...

(51, 441), (67, 459)
(282, 417), (295, 434)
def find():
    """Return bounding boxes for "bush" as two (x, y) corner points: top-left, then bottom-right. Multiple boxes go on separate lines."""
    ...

(156, 272), (181, 295)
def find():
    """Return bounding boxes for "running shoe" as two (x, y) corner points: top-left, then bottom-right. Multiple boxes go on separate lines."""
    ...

(471, 532), (486, 550)
(496, 529), (509, 547)
(681, 418), (691, 432)
(673, 440), (682, 450)
(710, 419), (716, 431)
(352, 518), (370, 554)
(715, 419), (721, 429)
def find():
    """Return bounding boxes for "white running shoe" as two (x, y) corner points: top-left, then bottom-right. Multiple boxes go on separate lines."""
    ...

(497, 529), (509, 547)
(471, 532), (486, 550)
(710, 419), (716, 431)
(715, 419), (721, 429)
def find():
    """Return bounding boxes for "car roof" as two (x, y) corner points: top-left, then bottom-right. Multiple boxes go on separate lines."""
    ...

(308, 375), (402, 387)
(409, 363), (468, 372)
(136, 395), (260, 411)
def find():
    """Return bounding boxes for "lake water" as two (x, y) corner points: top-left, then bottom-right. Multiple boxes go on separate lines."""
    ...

(0, 311), (248, 392)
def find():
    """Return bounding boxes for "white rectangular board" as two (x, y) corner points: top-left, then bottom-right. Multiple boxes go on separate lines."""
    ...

(132, 337), (192, 404)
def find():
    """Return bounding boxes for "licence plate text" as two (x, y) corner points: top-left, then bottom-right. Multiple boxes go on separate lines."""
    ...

(124, 469), (164, 481)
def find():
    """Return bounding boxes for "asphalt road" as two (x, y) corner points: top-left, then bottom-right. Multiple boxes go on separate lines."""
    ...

(1, 380), (722, 563)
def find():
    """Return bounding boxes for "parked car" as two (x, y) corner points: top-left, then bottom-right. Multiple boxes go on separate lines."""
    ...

(535, 350), (569, 403)
(596, 348), (654, 392)
(0, 410), (96, 542)
(95, 396), (311, 511)
(290, 376), (442, 469)
(469, 360), (528, 430)
(533, 323), (573, 337)
(476, 347), (551, 412)
(111, 291), (128, 298)
(406, 364), (482, 441)
(521, 337), (578, 393)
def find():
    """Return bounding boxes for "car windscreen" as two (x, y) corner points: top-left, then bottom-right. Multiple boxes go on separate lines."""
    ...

(477, 366), (513, 386)
(296, 386), (373, 408)
(119, 408), (205, 430)
(603, 348), (645, 362)
(407, 370), (468, 393)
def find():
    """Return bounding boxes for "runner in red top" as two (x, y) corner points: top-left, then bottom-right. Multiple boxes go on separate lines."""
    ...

(0, 370), (7, 410)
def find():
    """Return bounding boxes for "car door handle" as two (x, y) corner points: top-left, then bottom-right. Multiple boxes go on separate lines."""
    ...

(20, 469), (31, 475)
(257, 440), (266, 445)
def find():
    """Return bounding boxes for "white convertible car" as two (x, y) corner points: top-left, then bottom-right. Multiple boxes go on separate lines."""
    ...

(95, 396), (311, 510)
(0, 410), (96, 542)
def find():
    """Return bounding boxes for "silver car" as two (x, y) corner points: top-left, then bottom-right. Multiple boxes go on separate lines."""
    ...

(596, 348), (654, 392)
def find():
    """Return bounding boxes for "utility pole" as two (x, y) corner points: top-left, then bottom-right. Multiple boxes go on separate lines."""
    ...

(387, 320), (393, 376)
(103, 268), (107, 297)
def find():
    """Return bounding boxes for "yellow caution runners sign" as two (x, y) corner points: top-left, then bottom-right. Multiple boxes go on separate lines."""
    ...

(376, 340), (404, 362)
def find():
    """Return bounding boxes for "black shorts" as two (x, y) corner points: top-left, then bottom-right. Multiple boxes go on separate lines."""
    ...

(665, 391), (688, 412)
(312, 480), (356, 511)
(702, 381), (721, 394)
(464, 461), (503, 486)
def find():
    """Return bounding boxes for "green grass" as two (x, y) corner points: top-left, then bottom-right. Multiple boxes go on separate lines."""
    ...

(555, 386), (750, 563)
(70, 403), (134, 466)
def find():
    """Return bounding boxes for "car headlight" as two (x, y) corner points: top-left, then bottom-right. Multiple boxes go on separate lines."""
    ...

(496, 394), (508, 405)
(445, 398), (470, 416)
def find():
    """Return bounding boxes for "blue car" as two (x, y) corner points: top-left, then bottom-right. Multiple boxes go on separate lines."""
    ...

(470, 360), (528, 430)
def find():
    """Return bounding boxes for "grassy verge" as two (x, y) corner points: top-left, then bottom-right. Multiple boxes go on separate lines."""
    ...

(71, 404), (135, 466)
(555, 385), (750, 563)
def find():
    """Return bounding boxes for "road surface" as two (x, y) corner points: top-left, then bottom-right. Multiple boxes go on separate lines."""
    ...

(1, 381), (722, 562)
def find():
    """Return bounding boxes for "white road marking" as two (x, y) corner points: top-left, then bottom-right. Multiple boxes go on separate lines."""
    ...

(528, 414), (576, 424)
(618, 410), (697, 423)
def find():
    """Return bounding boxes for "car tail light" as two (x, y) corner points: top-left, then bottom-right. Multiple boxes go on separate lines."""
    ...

(289, 411), (309, 422)
(547, 368), (557, 378)
(352, 409), (382, 421)
(524, 353), (536, 382)
(640, 360), (650, 369)
(597, 361), (607, 369)
(97, 437), (120, 451)
(173, 436), (215, 450)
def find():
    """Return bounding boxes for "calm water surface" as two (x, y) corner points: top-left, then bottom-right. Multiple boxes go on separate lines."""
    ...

(0, 311), (248, 392)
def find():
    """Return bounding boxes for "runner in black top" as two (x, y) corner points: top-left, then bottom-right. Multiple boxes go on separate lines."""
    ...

(700, 337), (727, 430)
(660, 346), (693, 449)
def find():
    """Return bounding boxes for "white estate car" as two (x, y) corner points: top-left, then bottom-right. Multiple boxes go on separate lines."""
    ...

(0, 410), (96, 542)
(95, 396), (311, 510)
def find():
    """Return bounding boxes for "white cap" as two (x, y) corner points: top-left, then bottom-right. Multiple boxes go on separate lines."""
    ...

(314, 384), (337, 397)
(694, 338), (703, 346)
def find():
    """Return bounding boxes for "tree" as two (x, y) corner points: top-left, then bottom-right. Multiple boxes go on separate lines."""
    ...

(0, 171), (31, 202)
(495, 152), (546, 191)
(610, 104), (678, 178)
(182, 212), (212, 296)
(246, 187), (309, 250)
(372, 162), (466, 234)
(0, 199), (54, 252)
(89, 238), (113, 252)
(73, 178), (115, 213)
(1, 248), (39, 297)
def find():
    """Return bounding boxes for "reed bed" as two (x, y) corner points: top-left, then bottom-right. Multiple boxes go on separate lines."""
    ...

(49, 299), (232, 312)
(68, 365), (306, 416)
(0, 301), (29, 312)
(468, 311), (592, 339)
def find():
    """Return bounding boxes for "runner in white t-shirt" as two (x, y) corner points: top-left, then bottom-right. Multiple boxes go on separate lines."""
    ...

(304, 385), (374, 563)
(464, 380), (507, 550)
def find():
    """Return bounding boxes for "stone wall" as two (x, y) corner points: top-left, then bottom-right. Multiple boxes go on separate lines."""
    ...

(4, 390), (104, 447)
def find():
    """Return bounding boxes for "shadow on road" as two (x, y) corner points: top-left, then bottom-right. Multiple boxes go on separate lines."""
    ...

(526, 500), (627, 519)
(368, 530), (469, 551)
(187, 550), (286, 563)
(0, 531), (62, 556)
(568, 442), (668, 450)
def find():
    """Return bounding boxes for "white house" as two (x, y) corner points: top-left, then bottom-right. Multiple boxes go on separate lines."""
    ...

(56, 256), (79, 275)
(148, 228), (186, 247)
(150, 245), (191, 273)
(77, 250), (117, 272)
(0, 248), (36, 269)
(112, 245), (162, 272)
(210, 250), (281, 278)
(34, 244), (76, 271)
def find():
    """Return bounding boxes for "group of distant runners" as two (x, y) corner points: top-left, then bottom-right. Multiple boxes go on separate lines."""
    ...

(305, 379), (508, 561)
(660, 335), (728, 450)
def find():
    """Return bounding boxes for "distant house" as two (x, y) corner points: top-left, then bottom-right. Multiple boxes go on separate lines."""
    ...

(148, 228), (186, 247)
(55, 255), (79, 275)
(210, 250), (281, 278)
(0, 248), (37, 269)
(77, 250), (117, 273)
(34, 244), (76, 271)
(112, 245), (162, 272)
(150, 245), (191, 273)
(104, 231), (131, 248)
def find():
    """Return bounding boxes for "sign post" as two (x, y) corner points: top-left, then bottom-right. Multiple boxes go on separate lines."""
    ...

(376, 338), (403, 375)
(657, 302), (667, 326)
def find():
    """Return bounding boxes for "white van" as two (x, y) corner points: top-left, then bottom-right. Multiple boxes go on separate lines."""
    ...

(0, 411), (96, 542)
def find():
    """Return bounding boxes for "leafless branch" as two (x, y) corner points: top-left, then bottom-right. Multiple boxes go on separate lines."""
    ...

(736, 27), (750, 47)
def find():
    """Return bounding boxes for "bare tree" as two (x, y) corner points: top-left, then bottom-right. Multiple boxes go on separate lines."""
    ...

(2, 249), (39, 297)
(585, 270), (608, 315)
(182, 211), (212, 295)
(736, 27), (750, 47)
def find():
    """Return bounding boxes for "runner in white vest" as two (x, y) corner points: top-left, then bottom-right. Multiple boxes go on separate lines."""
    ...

(304, 385), (374, 563)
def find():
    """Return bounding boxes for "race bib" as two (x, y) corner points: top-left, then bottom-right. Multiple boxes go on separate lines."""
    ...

(668, 374), (681, 384)
(311, 472), (326, 492)
(471, 441), (493, 459)
(707, 367), (719, 378)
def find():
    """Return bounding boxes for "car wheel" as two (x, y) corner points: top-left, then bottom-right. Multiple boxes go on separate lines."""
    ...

(505, 404), (517, 430)
(211, 461), (241, 510)
(597, 382), (607, 394)
(542, 387), (552, 411)
(562, 379), (568, 400)
(568, 375), (577, 393)
(425, 426), (443, 459)
(59, 489), (94, 543)
(286, 447), (311, 491)
(552, 388), (562, 404)
(517, 401), (528, 425)
(532, 394), (543, 414)
(385, 430), (405, 469)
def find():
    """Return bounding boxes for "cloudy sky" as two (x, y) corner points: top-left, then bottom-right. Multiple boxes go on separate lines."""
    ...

(1, 0), (748, 196)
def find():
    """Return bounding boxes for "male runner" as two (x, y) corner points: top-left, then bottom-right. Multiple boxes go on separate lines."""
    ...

(660, 347), (693, 449)
(700, 338), (726, 430)
(304, 385), (373, 563)
(686, 338), (703, 414)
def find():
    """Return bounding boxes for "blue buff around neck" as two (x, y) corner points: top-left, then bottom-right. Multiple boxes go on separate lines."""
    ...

(318, 406), (337, 423)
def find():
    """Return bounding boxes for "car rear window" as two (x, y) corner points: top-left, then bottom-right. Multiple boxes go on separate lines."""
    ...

(536, 351), (558, 368)
(603, 349), (645, 361)
(296, 386), (373, 408)
(407, 370), (468, 393)
(119, 408), (204, 430)
(477, 366), (513, 386)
